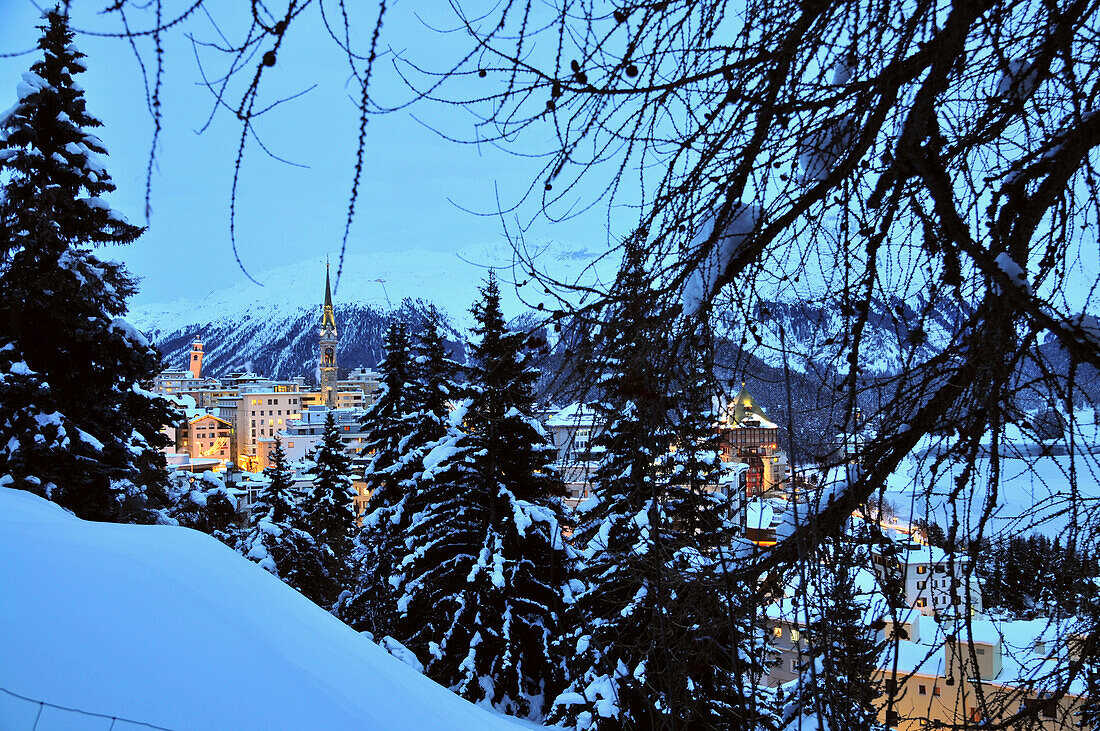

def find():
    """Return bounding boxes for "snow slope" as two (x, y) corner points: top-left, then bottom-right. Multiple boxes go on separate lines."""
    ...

(0, 488), (540, 730)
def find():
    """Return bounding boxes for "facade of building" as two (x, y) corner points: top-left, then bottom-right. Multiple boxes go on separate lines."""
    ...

(716, 384), (789, 495)
(236, 383), (303, 471)
(178, 413), (233, 463)
(870, 537), (983, 617)
(545, 403), (603, 464)
(152, 369), (204, 395)
(767, 581), (1086, 731)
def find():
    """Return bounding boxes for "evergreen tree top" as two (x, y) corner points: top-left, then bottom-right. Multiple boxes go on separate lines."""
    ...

(0, 7), (141, 251)
(259, 437), (297, 526)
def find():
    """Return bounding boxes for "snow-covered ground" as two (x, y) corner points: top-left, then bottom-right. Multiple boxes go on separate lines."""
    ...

(0, 488), (541, 730)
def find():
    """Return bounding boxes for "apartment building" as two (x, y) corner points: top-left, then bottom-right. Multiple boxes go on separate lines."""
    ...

(870, 536), (983, 617)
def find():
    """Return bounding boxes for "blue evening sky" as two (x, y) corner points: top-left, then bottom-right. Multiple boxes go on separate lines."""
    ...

(0, 1), (617, 306)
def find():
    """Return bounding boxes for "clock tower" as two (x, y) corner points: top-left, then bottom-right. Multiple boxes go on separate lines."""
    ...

(319, 262), (339, 408)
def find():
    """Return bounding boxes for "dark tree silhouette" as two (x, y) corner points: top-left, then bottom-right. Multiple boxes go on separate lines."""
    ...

(0, 8), (173, 524)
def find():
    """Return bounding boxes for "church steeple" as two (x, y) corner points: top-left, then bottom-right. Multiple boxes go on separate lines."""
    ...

(319, 260), (339, 408)
(321, 260), (337, 335)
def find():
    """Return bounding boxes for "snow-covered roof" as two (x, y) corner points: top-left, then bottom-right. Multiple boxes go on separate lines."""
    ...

(187, 413), (231, 426)
(544, 402), (600, 428)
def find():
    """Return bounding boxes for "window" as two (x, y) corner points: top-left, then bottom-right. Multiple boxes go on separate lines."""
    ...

(885, 678), (897, 694)
(976, 647), (985, 655)
(288, 442), (294, 449)
(935, 565), (946, 574)
(917, 565), (928, 574)
(933, 686), (941, 697)
(789, 659), (798, 672)
(773, 627), (783, 638)
(790, 629), (800, 641)
(917, 598), (928, 608)
(917, 581), (926, 590)
(918, 684), (927, 695)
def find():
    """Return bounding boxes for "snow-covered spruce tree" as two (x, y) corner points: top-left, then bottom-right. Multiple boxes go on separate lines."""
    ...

(0, 8), (172, 523)
(339, 322), (415, 634)
(239, 437), (320, 595)
(549, 252), (765, 730)
(399, 273), (571, 720)
(304, 411), (356, 609)
(168, 470), (240, 546)
(779, 539), (884, 731)
(345, 308), (463, 637)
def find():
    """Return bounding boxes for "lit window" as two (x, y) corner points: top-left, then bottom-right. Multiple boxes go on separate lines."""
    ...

(773, 627), (783, 638)
(917, 598), (928, 608)
(790, 629), (800, 641)
(917, 566), (927, 574)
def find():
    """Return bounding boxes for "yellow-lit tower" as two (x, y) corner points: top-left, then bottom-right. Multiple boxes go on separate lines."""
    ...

(319, 262), (339, 408)
(188, 336), (204, 379)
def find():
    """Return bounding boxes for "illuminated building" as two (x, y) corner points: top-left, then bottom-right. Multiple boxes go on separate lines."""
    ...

(235, 382), (303, 471)
(188, 336), (204, 379)
(319, 262), (339, 409)
(716, 383), (789, 496)
(177, 413), (232, 465)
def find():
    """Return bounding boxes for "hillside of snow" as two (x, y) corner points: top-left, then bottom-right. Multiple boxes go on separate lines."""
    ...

(0, 487), (542, 730)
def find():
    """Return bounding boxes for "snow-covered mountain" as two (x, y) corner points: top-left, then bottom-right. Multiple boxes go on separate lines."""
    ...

(717, 294), (966, 377)
(131, 241), (618, 379)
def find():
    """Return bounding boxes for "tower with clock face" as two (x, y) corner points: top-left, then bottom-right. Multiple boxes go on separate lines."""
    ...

(319, 262), (339, 409)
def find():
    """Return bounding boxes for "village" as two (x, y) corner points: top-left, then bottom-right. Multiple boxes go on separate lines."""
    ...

(149, 266), (1096, 731)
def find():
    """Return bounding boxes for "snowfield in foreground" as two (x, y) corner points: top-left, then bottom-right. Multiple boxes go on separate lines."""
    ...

(0, 488), (539, 730)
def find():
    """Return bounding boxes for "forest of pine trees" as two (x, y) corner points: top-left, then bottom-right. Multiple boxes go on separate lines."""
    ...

(974, 533), (1099, 618)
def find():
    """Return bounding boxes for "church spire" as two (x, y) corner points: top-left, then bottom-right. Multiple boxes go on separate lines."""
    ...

(321, 259), (337, 334)
(319, 259), (339, 409)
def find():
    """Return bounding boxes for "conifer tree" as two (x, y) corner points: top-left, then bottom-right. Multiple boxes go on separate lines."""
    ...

(340, 322), (415, 634)
(342, 308), (462, 635)
(408, 306), (460, 448)
(0, 8), (173, 523)
(780, 540), (883, 731)
(169, 470), (240, 545)
(399, 274), (571, 720)
(304, 412), (356, 608)
(549, 250), (763, 730)
(239, 437), (319, 594)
